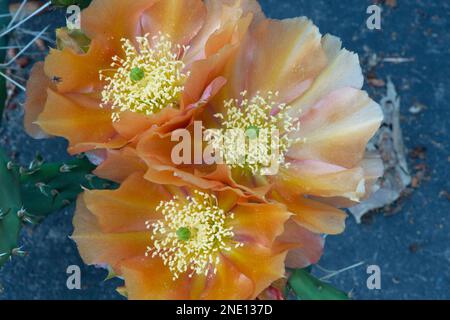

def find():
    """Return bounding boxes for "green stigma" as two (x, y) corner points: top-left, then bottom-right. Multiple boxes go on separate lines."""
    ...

(130, 67), (145, 81)
(246, 125), (260, 139)
(176, 227), (191, 241)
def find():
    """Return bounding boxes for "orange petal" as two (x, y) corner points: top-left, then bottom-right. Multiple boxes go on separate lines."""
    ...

(289, 34), (364, 116)
(275, 160), (366, 201)
(288, 87), (383, 168)
(230, 168), (272, 198)
(120, 256), (192, 300)
(94, 147), (147, 183)
(136, 128), (225, 189)
(136, 129), (177, 164)
(121, 254), (255, 300)
(203, 0), (260, 58)
(72, 196), (149, 270)
(201, 163), (272, 199)
(277, 220), (324, 269)
(146, 161), (225, 189)
(271, 190), (347, 235)
(83, 173), (171, 233)
(311, 153), (384, 208)
(182, 47), (232, 109)
(200, 165), (268, 200)
(223, 242), (286, 298)
(141, 0), (206, 47)
(185, 0), (264, 62)
(197, 165), (271, 200)
(112, 108), (182, 141)
(36, 89), (126, 154)
(289, 199), (346, 235)
(142, 160), (196, 186)
(200, 254), (254, 300)
(204, 21), (242, 58)
(229, 202), (291, 248)
(216, 188), (240, 212)
(68, 138), (128, 155)
(24, 62), (52, 139)
(44, 40), (112, 93)
(217, 17), (327, 104)
(81, 0), (155, 51)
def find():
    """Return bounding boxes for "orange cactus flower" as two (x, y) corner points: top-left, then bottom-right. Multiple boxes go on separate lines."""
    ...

(24, 0), (263, 154)
(135, 17), (384, 236)
(71, 173), (321, 300)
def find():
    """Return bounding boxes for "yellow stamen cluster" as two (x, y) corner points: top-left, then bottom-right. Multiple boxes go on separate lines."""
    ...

(211, 91), (300, 174)
(100, 33), (188, 121)
(146, 191), (241, 280)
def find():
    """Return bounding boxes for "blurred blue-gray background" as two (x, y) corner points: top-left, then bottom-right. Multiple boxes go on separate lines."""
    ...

(0, 0), (449, 299)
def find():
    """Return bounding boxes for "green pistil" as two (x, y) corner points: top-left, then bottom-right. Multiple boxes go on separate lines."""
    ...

(246, 125), (260, 139)
(176, 227), (191, 241)
(130, 67), (145, 81)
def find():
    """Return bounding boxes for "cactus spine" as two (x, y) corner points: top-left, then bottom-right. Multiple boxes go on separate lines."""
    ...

(0, 149), (114, 267)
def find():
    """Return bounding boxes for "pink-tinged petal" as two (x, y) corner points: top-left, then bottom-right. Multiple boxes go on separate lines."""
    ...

(321, 34), (342, 61)
(204, 13), (252, 58)
(203, 0), (265, 59)
(217, 17), (327, 104)
(359, 152), (384, 200)
(36, 89), (127, 154)
(289, 35), (364, 116)
(185, 0), (264, 62)
(24, 62), (52, 139)
(277, 220), (324, 269)
(288, 87), (383, 168)
(182, 46), (232, 110)
(313, 153), (385, 208)
(141, 0), (206, 47)
(72, 196), (149, 271)
(258, 279), (286, 300)
(275, 160), (366, 201)
(83, 173), (170, 233)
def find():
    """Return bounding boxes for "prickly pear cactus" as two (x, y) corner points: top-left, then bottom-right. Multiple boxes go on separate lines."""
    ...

(0, 150), (113, 267)
(51, 0), (92, 9)
(18, 154), (112, 216)
(0, 0), (10, 122)
(0, 150), (21, 266)
(287, 268), (349, 300)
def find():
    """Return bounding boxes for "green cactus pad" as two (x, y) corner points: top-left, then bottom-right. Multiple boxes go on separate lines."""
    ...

(0, 150), (21, 266)
(51, 0), (92, 9)
(287, 268), (349, 300)
(0, 150), (115, 268)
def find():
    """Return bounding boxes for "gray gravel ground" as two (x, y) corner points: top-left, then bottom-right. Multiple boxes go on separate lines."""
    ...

(0, 0), (449, 299)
